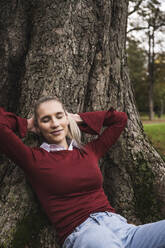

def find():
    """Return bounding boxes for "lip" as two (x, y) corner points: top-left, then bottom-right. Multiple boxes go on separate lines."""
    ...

(50, 129), (63, 135)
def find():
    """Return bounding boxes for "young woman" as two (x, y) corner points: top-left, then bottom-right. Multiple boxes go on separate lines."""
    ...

(0, 96), (165, 248)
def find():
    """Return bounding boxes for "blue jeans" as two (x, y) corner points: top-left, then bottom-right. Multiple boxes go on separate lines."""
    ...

(62, 212), (165, 248)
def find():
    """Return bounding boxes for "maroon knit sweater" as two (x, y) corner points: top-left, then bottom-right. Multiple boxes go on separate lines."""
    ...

(0, 107), (127, 245)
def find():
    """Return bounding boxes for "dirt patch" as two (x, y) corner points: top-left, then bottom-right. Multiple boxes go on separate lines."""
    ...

(142, 119), (165, 124)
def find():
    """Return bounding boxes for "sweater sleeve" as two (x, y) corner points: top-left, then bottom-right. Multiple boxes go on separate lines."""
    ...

(0, 107), (34, 170)
(78, 108), (127, 159)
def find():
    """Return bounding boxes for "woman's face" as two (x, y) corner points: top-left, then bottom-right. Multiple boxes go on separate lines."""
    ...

(36, 100), (69, 147)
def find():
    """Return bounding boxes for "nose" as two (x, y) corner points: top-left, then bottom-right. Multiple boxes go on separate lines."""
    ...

(50, 117), (59, 128)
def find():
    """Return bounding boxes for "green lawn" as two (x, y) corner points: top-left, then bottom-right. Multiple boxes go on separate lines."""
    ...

(143, 122), (165, 156)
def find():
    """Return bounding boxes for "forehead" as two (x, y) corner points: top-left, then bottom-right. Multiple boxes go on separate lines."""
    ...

(37, 100), (64, 117)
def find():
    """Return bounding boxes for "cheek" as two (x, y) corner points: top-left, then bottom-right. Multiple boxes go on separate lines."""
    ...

(65, 125), (69, 133)
(38, 123), (49, 133)
(61, 118), (69, 128)
(65, 118), (69, 127)
(62, 121), (69, 134)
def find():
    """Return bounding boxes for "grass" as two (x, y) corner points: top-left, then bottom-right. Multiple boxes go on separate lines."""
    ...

(141, 115), (165, 121)
(143, 122), (165, 157)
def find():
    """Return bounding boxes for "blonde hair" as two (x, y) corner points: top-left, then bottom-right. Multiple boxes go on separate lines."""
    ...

(34, 96), (82, 147)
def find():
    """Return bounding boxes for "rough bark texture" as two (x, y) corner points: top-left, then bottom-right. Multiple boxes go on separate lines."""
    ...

(0, 0), (165, 247)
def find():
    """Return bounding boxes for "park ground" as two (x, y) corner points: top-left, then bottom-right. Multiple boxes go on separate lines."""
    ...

(141, 115), (165, 158)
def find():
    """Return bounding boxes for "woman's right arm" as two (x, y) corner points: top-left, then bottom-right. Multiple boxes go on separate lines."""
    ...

(0, 107), (34, 169)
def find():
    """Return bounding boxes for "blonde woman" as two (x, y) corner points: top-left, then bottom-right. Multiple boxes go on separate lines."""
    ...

(0, 96), (165, 248)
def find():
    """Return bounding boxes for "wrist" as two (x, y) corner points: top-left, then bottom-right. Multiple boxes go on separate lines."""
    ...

(27, 118), (37, 133)
(68, 113), (83, 124)
(74, 114), (83, 124)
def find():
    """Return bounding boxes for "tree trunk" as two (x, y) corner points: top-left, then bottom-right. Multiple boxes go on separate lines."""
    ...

(0, 0), (165, 247)
(160, 99), (164, 117)
(148, 28), (155, 120)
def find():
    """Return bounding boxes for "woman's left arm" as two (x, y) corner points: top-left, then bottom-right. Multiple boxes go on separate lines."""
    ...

(70, 108), (128, 159)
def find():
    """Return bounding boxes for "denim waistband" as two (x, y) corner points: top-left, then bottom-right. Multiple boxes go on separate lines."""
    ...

(74, 211), (114, 232)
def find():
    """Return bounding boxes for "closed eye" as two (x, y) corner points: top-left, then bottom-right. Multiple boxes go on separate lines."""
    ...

(40, 112), (65, 122)
(41, 117), (50, 123)
(56, 112), (65, 119)
(56, 114), (64, 119)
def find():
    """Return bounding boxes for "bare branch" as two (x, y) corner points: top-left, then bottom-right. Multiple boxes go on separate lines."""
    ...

(127, 26), (148, 33)
(128, 0), (144, 16)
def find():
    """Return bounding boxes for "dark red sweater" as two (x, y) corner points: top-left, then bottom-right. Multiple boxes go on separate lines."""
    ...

(0, 107), (127, 245)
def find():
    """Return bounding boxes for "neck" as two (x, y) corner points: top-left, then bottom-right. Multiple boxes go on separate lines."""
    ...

(61, 139), (68, 149)
(53, 138), (68, 149)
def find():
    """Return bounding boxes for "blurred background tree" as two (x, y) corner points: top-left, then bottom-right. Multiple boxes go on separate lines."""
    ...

(127, 37), (148, 113)
(154, 52), (165, 117)
(0, 0), (165, 247)
(127, 0), (165, 119)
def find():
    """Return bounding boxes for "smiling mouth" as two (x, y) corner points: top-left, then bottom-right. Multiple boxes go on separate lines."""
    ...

(51, 130), (63, 135)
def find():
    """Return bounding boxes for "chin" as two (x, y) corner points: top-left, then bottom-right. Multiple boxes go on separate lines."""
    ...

(51, 138), (64, 144)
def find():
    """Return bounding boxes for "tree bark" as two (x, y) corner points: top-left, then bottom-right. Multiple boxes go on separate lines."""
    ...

(0, 0), (165, 247)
